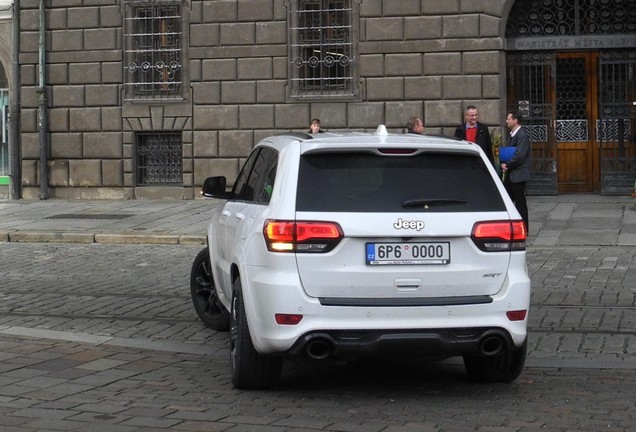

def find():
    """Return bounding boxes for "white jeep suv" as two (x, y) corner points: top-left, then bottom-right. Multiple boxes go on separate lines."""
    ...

(190, 126), (530, 389)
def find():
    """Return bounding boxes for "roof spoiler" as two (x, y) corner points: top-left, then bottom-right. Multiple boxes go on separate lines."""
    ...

(275, 132), (314, 140)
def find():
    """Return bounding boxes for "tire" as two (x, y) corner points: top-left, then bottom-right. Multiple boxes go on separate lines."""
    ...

(190, 247), (230, 331)
(463, 339), (527, 383)
(230, 277), (282, 389)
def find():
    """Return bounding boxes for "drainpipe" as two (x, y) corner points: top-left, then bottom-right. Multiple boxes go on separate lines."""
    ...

(9, 0), (21, 199)
(37, 0), (48, 199)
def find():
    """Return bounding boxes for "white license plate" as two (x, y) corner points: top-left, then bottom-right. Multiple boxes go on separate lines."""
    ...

(366, 242), (450, 265)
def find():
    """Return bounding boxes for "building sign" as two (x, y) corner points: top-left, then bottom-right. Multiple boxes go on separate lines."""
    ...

(507, 35), (636, 51)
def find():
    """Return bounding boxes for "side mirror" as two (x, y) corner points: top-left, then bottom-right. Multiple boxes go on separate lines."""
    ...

(201, 176), (232, 199)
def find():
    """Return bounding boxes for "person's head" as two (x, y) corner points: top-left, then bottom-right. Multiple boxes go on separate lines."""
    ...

(464, 105), (479, 127)
(407, 117), (424, 134)
(506, 109), (523, 130)
(310, 118), (321, 133)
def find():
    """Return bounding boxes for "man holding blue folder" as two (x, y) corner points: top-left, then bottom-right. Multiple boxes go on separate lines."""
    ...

(501, 109), (531, 232)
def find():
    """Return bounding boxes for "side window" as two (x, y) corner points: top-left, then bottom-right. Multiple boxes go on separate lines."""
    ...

(260, 162), (278, 203)
(232, 148), (279, 204)
(233, 149), (260, 201)
(248, 148), (279, 205)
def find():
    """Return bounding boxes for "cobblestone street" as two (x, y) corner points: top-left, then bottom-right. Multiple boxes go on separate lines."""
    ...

(0, 242), (634, 430)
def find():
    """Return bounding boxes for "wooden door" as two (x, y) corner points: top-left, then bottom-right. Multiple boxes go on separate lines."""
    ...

(555, 52), (599, 193)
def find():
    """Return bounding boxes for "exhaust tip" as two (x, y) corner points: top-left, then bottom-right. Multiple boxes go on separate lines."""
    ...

(480, 335), (505, 356)
(305, 339), (332, 360)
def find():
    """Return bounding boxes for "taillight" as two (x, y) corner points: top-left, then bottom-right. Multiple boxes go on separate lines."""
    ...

(471, 220), (526, 252)
(263, 220), (343, 253)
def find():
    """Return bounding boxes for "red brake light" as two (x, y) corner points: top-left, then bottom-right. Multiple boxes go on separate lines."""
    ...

(471, 221), (526, 252)
(378, 148), (418, 155)
(295, 222), (342, 242)
(511, 221), (527, 241)
(264, 220), (343, 253)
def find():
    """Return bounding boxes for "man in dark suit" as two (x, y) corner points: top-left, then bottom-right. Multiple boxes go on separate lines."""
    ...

(501, 109), (531, 232)
(454, 105), (493, 164)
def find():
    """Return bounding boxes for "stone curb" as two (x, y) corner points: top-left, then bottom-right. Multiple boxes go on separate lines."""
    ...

(0, 326), (221, 356)
(1, 230), (206, 245)
(94, 232), (181, 244)
(7, 231), (95, 244)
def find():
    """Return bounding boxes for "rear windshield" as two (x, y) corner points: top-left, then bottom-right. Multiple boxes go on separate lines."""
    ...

(296, 152), (505, 212)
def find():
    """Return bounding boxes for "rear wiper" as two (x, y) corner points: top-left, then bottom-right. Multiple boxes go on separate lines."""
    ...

(402, 199), (469, 208)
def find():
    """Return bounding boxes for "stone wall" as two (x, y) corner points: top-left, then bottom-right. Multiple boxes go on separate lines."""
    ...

(18, 0), (512, 199)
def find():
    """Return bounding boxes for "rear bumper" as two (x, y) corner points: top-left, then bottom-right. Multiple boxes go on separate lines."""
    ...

(286, 327), (516, 361)
(241, 262), (530, 356)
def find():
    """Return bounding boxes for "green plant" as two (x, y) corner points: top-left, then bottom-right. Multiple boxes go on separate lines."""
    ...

(492, 131), (504, 178)
(492, 131), (503, 163)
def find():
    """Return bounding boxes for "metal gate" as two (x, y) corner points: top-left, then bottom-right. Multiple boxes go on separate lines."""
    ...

(598, 50), (636, 195)
(505, 0), (636, 195)
(507, 50), (636, 195)
(507, 52), (557, 195)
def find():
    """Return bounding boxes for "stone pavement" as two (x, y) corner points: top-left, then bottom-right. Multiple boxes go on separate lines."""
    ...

(0, 196), (634, 431)
(0, 194), (635, 246)
(0, 198), (217, 245)
(1, 194), (635, 369)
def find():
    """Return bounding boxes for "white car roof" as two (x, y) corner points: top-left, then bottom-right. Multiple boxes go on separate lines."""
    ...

(257, 125), (480, 156)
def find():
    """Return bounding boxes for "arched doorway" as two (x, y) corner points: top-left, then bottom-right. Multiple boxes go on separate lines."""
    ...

(505, 0), (636, 195)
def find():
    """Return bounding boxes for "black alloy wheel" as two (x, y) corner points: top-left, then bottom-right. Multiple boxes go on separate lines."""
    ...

(190, 247), (230, 331)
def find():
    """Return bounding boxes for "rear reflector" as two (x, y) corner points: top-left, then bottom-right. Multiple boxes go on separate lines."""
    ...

(275, 314), (303, 325)
(506, 310), (527, 321)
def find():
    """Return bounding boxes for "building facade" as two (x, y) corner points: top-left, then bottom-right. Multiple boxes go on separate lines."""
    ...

(1, 0), (635, 199)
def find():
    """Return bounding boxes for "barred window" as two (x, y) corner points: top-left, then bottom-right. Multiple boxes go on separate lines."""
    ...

(506, 0), (636, 38)
(289, 0), (357, 98)
(124, 0), (183, 100)
(136, 133), (183, 186)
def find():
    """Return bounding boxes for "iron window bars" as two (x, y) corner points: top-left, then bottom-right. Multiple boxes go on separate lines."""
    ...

(124, 0), (183, 101)
(136, 133), (183, 186)
(289, 0), (355, 98)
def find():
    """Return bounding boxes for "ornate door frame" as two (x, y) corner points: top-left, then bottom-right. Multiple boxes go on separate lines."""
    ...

(504, 0), (636, 195)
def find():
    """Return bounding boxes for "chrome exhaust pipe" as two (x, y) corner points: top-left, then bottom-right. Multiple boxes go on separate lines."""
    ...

(305, 339), (332, 360)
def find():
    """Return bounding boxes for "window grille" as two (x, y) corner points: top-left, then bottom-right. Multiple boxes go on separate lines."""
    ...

(124, 0), (183, 101)
(136, 133), (183, 186)
(289, 0), (356, 98)
(506, 0), (636, 38)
